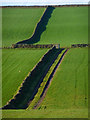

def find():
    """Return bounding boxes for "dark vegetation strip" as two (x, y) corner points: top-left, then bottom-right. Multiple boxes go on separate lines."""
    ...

(16, 6), (55, 44)
(71, 44), (90, 48)
(35, 49), (69, 109)
(1, 5), (89, 8)
(11, 44), (60, 49)
(40, 49), (69, 98)
(27, 49), (67, 109)
(1, 44), (90, 49)
(2, 47), (63, 109)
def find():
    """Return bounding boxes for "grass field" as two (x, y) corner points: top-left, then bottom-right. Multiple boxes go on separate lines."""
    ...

(2, 49), (47, 106)
(2, 8), (44, 47)
(37, 7), (88, 47)
(2, 108), (88, 118)
(2, 48), (62, 109)
(2, 6), (88, 118)
(39, 48), (88, 111)
(2, 48), (88, 118)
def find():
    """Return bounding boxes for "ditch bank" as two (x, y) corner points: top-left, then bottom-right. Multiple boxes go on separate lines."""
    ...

(2, 47), (63, 109)
(35, 49), (69, 109)
(27, 48), (68, 109)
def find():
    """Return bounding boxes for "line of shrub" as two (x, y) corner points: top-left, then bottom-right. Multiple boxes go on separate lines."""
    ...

(71, 44), (90, 48)
(27, 49), (67, 109)
(12, 44), (54, 48)
(12, 44), (60, 49)
(2, 47), (62, 109)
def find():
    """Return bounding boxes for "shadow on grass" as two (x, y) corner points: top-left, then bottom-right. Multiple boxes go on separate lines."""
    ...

(2, 47), (64, 109)
(16, 6), (55, 44)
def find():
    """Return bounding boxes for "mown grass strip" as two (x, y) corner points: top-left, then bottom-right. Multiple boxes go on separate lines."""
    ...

(27, 48), (67, 110)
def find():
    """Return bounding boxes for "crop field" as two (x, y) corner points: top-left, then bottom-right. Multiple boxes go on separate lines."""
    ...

(2, 48), (88, 118)
(2, 49), (47, 106)
(2, 6), (88, 119)
(39, 48), (88, 110)
(2, 7), (45, 47)
(38, 7), (88, 47)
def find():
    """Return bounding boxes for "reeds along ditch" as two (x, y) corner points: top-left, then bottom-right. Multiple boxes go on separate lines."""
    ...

(2, 47), (63, 109)
(27, 48), (67, 110)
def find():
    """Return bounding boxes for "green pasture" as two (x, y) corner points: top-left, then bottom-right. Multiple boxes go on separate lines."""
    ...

(2, 48), (62, 109)
(2, 49), (47, 106)
(2, 48), (88, 118)
(2, 7), (44, 47)
(2, 108), (88, 118)
(2, 6), (88, 118)
(39, 48), (88, 111)
(38, 7), (88, 47)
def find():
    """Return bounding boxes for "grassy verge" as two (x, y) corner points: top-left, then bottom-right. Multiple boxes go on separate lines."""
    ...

(2, 109), (88, 118)
(39, 48), (88, 110)
(27, 49), (66, 109)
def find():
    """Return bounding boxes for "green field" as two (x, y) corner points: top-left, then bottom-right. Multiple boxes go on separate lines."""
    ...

(2, 108), (88, 118)
(2, 6), (88, 118)
(2, 8), (45, 47)
(2, 49), (47, 106)
(38, 7), (88, 47)
(39, 48), (88, 110)
(2, 48), (88, 118)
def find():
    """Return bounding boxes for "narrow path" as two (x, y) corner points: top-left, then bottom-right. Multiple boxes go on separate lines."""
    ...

(34, 49), (69, 109)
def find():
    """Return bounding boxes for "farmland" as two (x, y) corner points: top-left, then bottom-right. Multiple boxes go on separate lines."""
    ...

(39, 48), (88, 110)
(38, 7), (88, 47)
(2, 49), (47, 106)
(2, 5), (88, 118)
(2, 7), (45, 47)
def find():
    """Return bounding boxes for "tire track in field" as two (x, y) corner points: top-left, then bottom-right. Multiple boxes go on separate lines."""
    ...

(74, 53), (87, 106)
(34, 49), (69, 109)
(84, 67), (87, 106)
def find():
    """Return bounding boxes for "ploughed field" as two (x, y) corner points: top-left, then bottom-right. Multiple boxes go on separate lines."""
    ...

(2, 49), (47, 106)
(38, 7), (88, 47)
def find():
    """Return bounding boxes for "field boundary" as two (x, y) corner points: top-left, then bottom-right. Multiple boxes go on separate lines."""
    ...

(27, 48), (67, 109)
(35, 49), (69, 109)
(2, 47), (62, 109)
(11, 44), (60, 49)
(1, 4), (90, 8)
(71, 44), (90, 48)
